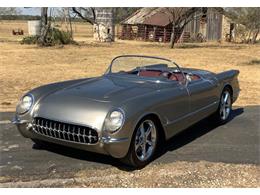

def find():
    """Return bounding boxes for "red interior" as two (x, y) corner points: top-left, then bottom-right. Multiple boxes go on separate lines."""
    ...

(170, 72), (185, 81)
(190, 74), (200, 80)
(138, 70), (162, 77)
(138, 70), (200, 81)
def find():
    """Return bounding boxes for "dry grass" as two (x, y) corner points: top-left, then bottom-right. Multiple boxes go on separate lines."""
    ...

(0, 20), (260, 111)
(0, 20), (93, 42)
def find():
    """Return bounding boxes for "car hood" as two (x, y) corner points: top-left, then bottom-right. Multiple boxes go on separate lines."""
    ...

(34, 75), (157, 129)
(46, 75), (157, 103)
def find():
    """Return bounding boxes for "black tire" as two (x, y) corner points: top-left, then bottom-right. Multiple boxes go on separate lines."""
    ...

(120, 116), (160, 168)
(211, 87), (232, 125)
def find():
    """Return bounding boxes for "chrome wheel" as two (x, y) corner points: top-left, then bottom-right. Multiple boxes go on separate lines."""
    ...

(134, 120), (157, 162)
(220, 91), (231, 120)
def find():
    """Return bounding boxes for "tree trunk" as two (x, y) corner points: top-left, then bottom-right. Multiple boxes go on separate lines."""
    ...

(175, 26), (185, 43)
(252, 29), (259, 44)
(247, 29), (252, 43)
(111, 8), (115, 42)
(170, 24), (175, 48)
(38, 7), (49, 46)
(66, 8), (73, 39)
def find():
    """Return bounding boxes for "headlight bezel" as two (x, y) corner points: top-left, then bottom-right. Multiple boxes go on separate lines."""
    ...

(104, 108), (125, 133)
(16, 93), (34, 115)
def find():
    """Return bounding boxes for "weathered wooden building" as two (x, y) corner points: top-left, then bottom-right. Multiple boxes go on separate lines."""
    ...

(119, 8), (233, 43)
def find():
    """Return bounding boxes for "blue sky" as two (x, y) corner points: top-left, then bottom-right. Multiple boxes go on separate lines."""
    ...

(18, 7), (64, 16)
(19, 7), (41, 15)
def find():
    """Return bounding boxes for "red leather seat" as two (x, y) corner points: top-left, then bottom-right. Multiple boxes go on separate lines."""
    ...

(172, 72), (185, 82)
(139, 70), (162, 77)
(169, 74), (177, 81)
(138, 70), (200, 82)
(191, 75), (201, 80)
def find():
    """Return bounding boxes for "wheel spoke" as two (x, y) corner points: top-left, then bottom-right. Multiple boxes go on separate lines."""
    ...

(135, 141), (142, 151)
(140, 124), (145, 137)
(221, 95), (225, 105)
(142, 143), (146, 158)
(224, 93), (229, 103)
(145, 126), (152, 137)
(146, 140), (152, 146)
(220, 104), (224, 111)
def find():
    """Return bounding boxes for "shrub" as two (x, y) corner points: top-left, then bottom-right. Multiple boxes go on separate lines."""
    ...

(21, 28), (77, 46)
(46, 28), (76, 45)
(21, 35), (39, 44)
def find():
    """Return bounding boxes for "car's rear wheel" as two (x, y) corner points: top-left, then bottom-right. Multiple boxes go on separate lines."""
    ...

(212, 87), (232, 124)
(121, 117), (159, 168)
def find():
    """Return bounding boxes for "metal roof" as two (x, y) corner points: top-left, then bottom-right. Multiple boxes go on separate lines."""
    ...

(121, 8), (172, 27)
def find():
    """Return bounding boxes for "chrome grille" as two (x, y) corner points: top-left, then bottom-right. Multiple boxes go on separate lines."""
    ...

(32, 117), (98, 144)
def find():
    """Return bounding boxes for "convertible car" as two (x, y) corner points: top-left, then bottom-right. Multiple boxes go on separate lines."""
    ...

(13, 55), (240, 167)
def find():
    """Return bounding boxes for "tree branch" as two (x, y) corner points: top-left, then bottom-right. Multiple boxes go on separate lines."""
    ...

(72, 7), (96, 25)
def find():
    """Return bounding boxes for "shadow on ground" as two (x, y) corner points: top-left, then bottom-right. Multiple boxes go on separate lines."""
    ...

(160, 107), (244, 153)
(33, 107), (244, 171)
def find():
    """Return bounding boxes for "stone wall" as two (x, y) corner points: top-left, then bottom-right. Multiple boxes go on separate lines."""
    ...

(93, 23), (113, 42)
(221, 16), (233, 41)
(93, 8), (115, 42)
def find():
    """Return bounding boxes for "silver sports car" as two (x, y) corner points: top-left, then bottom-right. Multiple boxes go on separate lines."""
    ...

(13, 55), (240, 167)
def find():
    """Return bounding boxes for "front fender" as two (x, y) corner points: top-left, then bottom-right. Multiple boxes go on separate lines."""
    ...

(106, 90), (167, 155)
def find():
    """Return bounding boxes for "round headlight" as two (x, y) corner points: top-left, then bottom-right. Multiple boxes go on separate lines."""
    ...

(105, 110), (125, 133)
(17, 94), (34, 114)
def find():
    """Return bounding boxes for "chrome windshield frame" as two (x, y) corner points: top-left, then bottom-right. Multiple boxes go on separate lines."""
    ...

(105, 55), (187, 85)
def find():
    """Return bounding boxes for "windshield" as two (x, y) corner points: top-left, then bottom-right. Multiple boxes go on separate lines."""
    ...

(108, 55), (180, 74)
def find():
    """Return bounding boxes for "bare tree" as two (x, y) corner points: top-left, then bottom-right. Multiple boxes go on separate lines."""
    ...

(0, 8), (21, 15)
(58, 8), (74, 38)
(164, 8), (202, 48)
(226, 8), (260, 43)
(71, 7), (101, 40)
(72, 7), (97, 25)
(37, 7), (49, 46)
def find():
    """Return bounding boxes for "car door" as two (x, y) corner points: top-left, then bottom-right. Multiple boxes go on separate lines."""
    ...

(155, 81), (190, 139)
(186, 76), (219, 124)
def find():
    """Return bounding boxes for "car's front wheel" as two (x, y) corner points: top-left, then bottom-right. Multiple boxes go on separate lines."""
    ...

(121, 117), (159, 168)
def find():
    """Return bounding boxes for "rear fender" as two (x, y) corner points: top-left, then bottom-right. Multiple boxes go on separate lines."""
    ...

(216, 70), (240, 103)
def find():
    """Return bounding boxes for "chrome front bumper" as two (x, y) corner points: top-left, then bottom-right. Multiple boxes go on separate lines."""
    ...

(12, 115), (130, 158)
(12, 115), (29, 125)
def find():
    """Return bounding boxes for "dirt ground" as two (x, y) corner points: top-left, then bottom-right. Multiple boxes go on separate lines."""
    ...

(0, 20), (259, 187)
(0, 161), (259, 187)
(72, 161), (260, 187)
